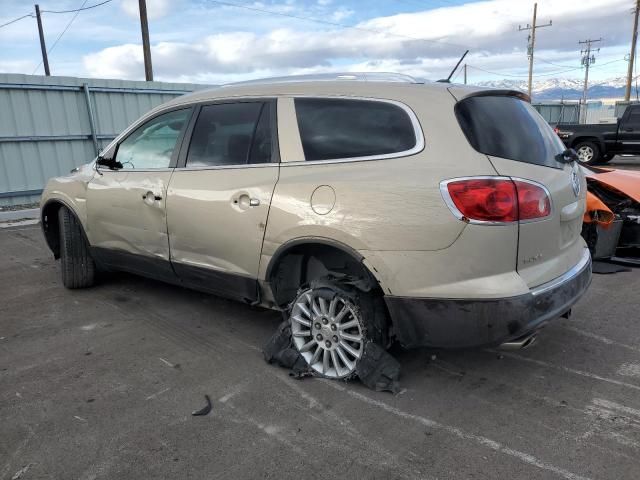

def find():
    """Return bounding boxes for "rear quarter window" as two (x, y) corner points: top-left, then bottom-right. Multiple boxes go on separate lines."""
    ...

(294, 98), (419, 161)
(455, 95), (565, 169)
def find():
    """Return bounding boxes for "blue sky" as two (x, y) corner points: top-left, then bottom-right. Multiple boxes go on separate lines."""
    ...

(0, 0), (635, 85)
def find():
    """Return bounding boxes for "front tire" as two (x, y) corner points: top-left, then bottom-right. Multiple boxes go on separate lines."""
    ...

(289, 277), (386, 379)
(575, 141), (601, 165)
(58, 207), (95, 289)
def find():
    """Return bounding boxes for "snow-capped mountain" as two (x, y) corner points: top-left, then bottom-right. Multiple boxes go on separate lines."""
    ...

(475, 77), (632, 101)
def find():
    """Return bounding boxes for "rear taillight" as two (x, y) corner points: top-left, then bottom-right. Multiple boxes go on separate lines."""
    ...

(516, 180), (551, 220)
(441, 177), (551, 224)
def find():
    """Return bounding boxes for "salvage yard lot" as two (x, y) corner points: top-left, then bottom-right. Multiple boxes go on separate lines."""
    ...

(1, 226), (640, 480)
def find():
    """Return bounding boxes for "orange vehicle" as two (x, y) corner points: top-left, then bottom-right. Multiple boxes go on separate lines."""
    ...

(581, 165), (640, 261)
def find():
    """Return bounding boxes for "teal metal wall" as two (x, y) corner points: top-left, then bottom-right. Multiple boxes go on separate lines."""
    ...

(0, 73), (210, 206)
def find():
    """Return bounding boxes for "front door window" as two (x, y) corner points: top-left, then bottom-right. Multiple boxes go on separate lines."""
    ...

(116, 109), (191, 169)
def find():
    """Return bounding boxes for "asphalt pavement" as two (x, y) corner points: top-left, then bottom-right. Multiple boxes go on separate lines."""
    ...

(1, 222), (640, 480)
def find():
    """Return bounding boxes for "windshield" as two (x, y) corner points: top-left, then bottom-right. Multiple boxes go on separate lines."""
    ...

(455, 95), (566, 169)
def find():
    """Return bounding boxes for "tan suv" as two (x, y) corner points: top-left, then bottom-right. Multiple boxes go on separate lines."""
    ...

(40, 73), (592, 379)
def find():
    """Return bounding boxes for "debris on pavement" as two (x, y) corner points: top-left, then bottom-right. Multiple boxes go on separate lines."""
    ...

(355, 342), (401, 394)
(262, 320), (310, 378)
(11, 463), (33, 480)
(191, 395), (212, 416)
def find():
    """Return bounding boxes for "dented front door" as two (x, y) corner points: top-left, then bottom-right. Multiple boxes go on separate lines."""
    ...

(85, 107), (192, 280)
(86, 169), (175, 278)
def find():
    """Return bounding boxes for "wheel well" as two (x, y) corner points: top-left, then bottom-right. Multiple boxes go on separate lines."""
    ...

(267, 242), (381, 307)
(41, 201), (64, 259)
(571, 137), (602, 150)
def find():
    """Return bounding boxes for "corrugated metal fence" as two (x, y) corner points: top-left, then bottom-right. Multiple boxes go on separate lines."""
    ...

(0, 73), (210, 206)
(533, 101), (640, 126)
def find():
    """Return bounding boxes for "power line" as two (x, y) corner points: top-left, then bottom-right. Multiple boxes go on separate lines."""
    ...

(536, 57), (576, 68)
(32, 0), (89, 75)
(207, 0), (472, 51)
(40, 0), (114, 14)
(0, 13), (34, 29)
(466, 64), (580, 78)
(467, 57), (625, 80)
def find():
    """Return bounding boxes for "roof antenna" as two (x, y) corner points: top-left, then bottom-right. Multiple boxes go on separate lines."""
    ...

(438, 50), (469, 83)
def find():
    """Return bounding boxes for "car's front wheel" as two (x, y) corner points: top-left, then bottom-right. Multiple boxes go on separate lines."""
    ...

(58, 207), (95, 289)
(574, 141), (601, 165)
(289, 277), (386, 379)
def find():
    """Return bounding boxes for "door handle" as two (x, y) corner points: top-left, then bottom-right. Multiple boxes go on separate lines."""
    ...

(142, 191), (162, 201)
(625, 127), (634, 132)
(249, 198), (260, 207)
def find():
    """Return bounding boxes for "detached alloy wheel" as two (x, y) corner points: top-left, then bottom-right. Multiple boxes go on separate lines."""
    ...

(575, 141), (600, 165)
(289, 281), (368, 379)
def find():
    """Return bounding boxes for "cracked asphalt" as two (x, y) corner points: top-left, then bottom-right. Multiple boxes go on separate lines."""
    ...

(1, 225), (639, 480)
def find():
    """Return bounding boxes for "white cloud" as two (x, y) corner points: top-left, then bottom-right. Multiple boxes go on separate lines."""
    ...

(84, 0), (632, 83)
(331, 7), (354, 22)
(121, 0), (172, 20)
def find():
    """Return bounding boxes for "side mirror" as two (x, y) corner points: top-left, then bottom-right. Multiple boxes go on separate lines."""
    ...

(96, 155), (122, 170)
(556, 148), (578, 164)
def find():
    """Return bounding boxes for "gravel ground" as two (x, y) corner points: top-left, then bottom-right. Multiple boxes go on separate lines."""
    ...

(1, 225), (640, 480)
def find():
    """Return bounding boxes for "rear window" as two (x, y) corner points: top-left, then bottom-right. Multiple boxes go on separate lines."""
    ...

(294, 98), (417, 161)
(455, 95), (565, 168)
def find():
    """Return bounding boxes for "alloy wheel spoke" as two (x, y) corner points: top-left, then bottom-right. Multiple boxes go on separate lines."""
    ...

(328, 297), (338, 317)
(323, 350), (330, 374)
(300, 339), (315, 353)
(336, 346), (354, 371)
(293, 330), (311, 338)
(340, 340), (361, 359)
(318, 297), (328, 314)
(334, 305), (349, 323)
(330, 350), (341, 376)
(340, 332), (362, 343)
(298, 303), (312, 319)
(339, 319), (358, 330)
(310, 345), (323, 365)
(312, 298), (323, 317)
(292, 315), (311, 327)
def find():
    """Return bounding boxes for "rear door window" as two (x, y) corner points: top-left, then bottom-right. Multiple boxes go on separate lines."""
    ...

(455, 95), (565, 168)
(294, 98), (418, 161)
(186, 102), (272, 167)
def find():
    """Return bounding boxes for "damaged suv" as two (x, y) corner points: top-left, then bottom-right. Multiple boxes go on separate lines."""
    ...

(41, 73), (591, 379)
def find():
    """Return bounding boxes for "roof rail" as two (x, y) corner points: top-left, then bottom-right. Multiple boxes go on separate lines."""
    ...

(221, 72), (422, 87)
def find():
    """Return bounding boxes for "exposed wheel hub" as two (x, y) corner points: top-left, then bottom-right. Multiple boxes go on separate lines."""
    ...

(290, 289), (364, 378)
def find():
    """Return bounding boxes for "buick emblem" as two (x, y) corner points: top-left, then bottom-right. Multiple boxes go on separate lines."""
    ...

(571, 171), (581, 197)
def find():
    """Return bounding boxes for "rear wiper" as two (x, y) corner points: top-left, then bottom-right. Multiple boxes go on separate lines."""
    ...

(556, 148), (578, 164)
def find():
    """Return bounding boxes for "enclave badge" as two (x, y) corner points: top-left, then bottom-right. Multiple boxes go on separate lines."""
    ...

(571, 170), (581, 197)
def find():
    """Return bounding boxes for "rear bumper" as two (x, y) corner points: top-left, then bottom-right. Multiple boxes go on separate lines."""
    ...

(384, 248), (592, 349)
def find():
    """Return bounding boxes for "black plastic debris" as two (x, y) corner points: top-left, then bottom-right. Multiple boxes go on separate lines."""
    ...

(263, 319), (402, 392)
(263, 320), (310, 378)
(355, 342), (401, 394)
(191, 394), (212, 416)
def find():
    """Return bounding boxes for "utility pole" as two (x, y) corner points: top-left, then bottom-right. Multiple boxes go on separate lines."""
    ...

(519, 3), (552, 99)
(625, 0), (640, 101)
(34, 4), (50, 76)
(579, 38), (601, 123)
(463, 64), (467, 84)
(138, 0), (153, 81)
